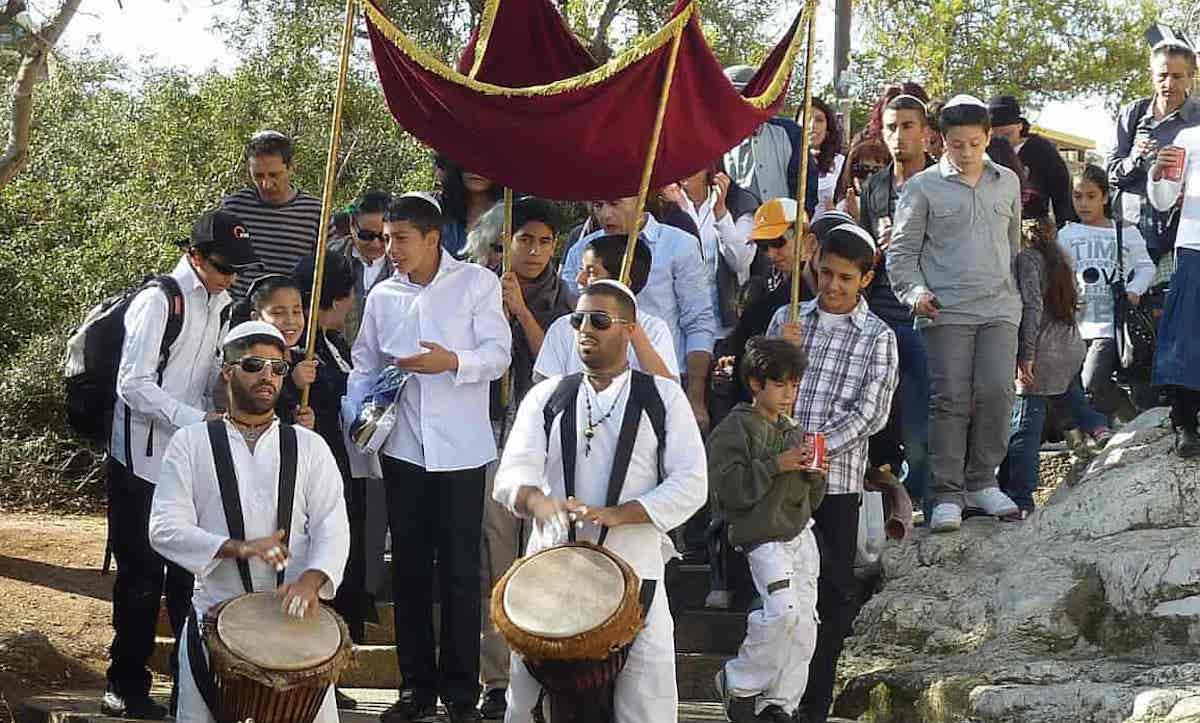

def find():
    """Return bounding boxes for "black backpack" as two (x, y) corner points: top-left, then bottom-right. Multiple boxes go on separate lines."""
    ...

(63, 276), (185, 443)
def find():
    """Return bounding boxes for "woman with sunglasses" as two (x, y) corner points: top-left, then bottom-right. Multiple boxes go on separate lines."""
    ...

(330, 190), (393, 344)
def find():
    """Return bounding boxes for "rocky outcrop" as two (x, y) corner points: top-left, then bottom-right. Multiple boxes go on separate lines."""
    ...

(835, 409), (1200, 723)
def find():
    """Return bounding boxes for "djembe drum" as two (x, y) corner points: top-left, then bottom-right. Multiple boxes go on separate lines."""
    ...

(202, 592), (353, 723)
(492, 542), (644, 723)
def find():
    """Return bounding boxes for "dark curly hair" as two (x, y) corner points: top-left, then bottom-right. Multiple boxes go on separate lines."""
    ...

(810, 96), (844, 176)
(439, 159), (504, 226)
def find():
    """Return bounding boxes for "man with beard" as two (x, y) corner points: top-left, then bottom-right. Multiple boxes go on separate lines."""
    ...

(149, 321), (350, 723)
(493, 281), (708, 722)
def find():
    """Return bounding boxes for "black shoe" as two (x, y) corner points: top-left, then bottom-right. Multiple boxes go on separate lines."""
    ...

(755, 705), (794, 722)
(335, 687), (358, 710)
(380, 689), (437, 722)
(726, 695), (759, 723)
(448, 701), (483, 723)
(1178, 428), (1200, 458)
(479, 688), (507, 719)
(100, 690), (168, 720)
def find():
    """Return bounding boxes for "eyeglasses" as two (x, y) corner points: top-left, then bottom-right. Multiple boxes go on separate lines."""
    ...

(356, 228), (383, 242)
(755, 238), (788, 252)
(569, 311), (630, 331)
(229, 356), (290, 376)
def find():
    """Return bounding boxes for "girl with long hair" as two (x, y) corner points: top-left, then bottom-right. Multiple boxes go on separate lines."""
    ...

(1001, 219), (1088, 516)
(438, 158), (504, 256)
(808, 96), (846, 218)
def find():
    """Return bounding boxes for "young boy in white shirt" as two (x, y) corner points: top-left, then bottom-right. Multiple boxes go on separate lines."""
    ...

(347, 193), (511, 723)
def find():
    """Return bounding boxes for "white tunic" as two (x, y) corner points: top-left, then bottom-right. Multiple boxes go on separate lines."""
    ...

(150, 419), (350, 723)
(533, 311), (680, 383)
(493, 371), (707, 722)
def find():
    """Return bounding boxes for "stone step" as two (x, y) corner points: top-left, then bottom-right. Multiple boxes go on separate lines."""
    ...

(149, 636), (733, 699)
(18, 687), (742, 722)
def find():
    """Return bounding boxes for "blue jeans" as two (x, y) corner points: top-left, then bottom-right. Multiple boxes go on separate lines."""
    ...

(891, 323), (932, 517)
(1061, 376), (1108, 435)
(1001, 395), (1047, 512)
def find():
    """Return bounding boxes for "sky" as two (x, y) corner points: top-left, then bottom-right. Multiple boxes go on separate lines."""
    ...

(52, 0), (1120, 153)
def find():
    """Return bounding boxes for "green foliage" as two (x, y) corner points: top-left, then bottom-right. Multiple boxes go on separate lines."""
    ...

(850, 0), (1160, 110)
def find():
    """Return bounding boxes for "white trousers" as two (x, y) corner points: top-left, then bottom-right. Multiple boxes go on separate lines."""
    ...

(725, 525), (820, 715)
(175, 621), (339, 723)
(503, 580), (677, 723)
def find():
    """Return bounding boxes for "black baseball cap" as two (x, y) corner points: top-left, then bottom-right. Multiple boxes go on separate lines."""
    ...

(190, 209), (262, 271)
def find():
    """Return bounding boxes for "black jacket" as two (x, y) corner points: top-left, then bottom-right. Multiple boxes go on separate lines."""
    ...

(1018, 134), (1077, 226)
(860, 159), (934, 328)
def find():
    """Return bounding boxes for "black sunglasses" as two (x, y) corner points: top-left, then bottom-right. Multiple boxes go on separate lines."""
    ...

(204, 254), (237, 276)
(569, 311), (630, 331)
(356, 228), (383, 242)
(229, 356), (290, 376)
(755, 238), (788, 252)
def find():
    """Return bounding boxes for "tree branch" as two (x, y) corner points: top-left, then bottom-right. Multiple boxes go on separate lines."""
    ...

(0, 0), (81, 189)
(590, 0), (623, 62)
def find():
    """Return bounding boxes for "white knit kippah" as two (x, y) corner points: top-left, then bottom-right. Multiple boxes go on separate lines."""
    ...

(829, 223), (878, 254)
(398, 191), (442, 214)
(943, 94), (988, 110)
(589, 278), (638, 308)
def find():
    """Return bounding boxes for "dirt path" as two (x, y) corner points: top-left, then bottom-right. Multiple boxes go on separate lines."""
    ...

(0, 513), (114, 719)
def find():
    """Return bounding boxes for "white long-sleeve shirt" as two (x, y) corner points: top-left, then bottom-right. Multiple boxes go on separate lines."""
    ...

(494, 371), (707, 581)
(1148, 124), (1200, 254)
(110, 255), (230, 482)
(533, 310), (679, 383)
(149, 419), (349, 618)
(347, 249), (512, 471)
(678, 193), (756, 339)
(1057, 221), (1155, 340)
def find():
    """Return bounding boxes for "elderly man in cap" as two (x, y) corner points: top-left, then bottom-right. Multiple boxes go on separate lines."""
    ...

(988, 95), (1077, 226)
(103, 209), (261, 719)
(150, 320), (349, 723)
(723, 65), (819, 216)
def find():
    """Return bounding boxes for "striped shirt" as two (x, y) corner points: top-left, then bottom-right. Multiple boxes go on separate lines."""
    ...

(220, 187), (323, 298)
(766, 297), (899, 495)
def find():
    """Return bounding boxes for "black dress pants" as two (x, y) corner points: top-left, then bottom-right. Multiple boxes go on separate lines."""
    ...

(1171, 386), (1200, 432)
(105, 459), (193, 700)
(382, 456), (484, 706)
(800, 493), (861, 723)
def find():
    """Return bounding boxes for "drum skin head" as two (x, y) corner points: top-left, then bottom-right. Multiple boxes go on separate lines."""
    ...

(217, 592), (342, 671)
(503, 546), (625, 639)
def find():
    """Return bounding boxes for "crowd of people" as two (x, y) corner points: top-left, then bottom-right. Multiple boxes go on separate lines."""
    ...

(90, 32), (1200, 723)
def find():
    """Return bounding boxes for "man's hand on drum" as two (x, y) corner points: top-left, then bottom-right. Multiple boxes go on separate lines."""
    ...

(276, 569), (327, 619)
(565, 497), (650, 528)
(219, 529), (290, 571)
(519, 487), (572, 542)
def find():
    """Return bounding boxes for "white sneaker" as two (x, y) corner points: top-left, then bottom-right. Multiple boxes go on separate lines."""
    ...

(965, 487), (1019, 517)
(929, 503), (962, 533)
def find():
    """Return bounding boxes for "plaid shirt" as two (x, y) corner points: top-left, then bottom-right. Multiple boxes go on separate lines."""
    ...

(766, 298), (899, 495)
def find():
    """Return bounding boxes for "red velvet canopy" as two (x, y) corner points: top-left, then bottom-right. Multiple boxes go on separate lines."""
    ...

(361, 0), (804, 201)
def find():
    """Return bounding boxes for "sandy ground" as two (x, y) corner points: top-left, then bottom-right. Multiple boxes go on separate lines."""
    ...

(0, 513), (114, 720)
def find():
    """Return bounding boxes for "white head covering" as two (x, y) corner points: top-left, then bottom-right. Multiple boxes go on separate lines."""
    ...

(588, 278), (638, 309)
(398, 191), (443, 214)
(828, 223), (878, 254)
(943, 94), (988, 110)
(223, 320), (286, 350)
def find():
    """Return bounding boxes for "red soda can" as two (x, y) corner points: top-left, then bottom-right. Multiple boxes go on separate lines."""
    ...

(803, 431), (827, 473)
(1164, 145), (1187, 182)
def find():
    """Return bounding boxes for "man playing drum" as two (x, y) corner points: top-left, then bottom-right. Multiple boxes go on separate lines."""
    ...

(493, 280), (708, 722)
(150, 321), (350, 723)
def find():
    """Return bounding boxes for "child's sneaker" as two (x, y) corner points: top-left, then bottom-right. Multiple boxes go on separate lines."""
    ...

(1089, 427), (1113, 449)
(705, 589), (733, 609)
(929, 503), (962, 533)
(964, 487), (1018, 517)
(715, 670), (758, 723)
(754, 705), (794, 722)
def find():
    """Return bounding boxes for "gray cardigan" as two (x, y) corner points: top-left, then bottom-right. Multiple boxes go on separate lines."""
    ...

(1014, 247), (1085, 397)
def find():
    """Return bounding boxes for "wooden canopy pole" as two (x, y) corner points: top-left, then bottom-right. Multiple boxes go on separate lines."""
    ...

(499, 186), (514, 409)
(619, 13), (687, 286)
(301, 0), (356, 407)
(789, 0), (818, 323)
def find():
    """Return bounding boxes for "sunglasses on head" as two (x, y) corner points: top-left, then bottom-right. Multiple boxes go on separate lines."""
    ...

(229, 356), (290, 376)
(569, 311), (630, 331)
(755, 238), (789, 252)
(356, 228), (383, 242)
